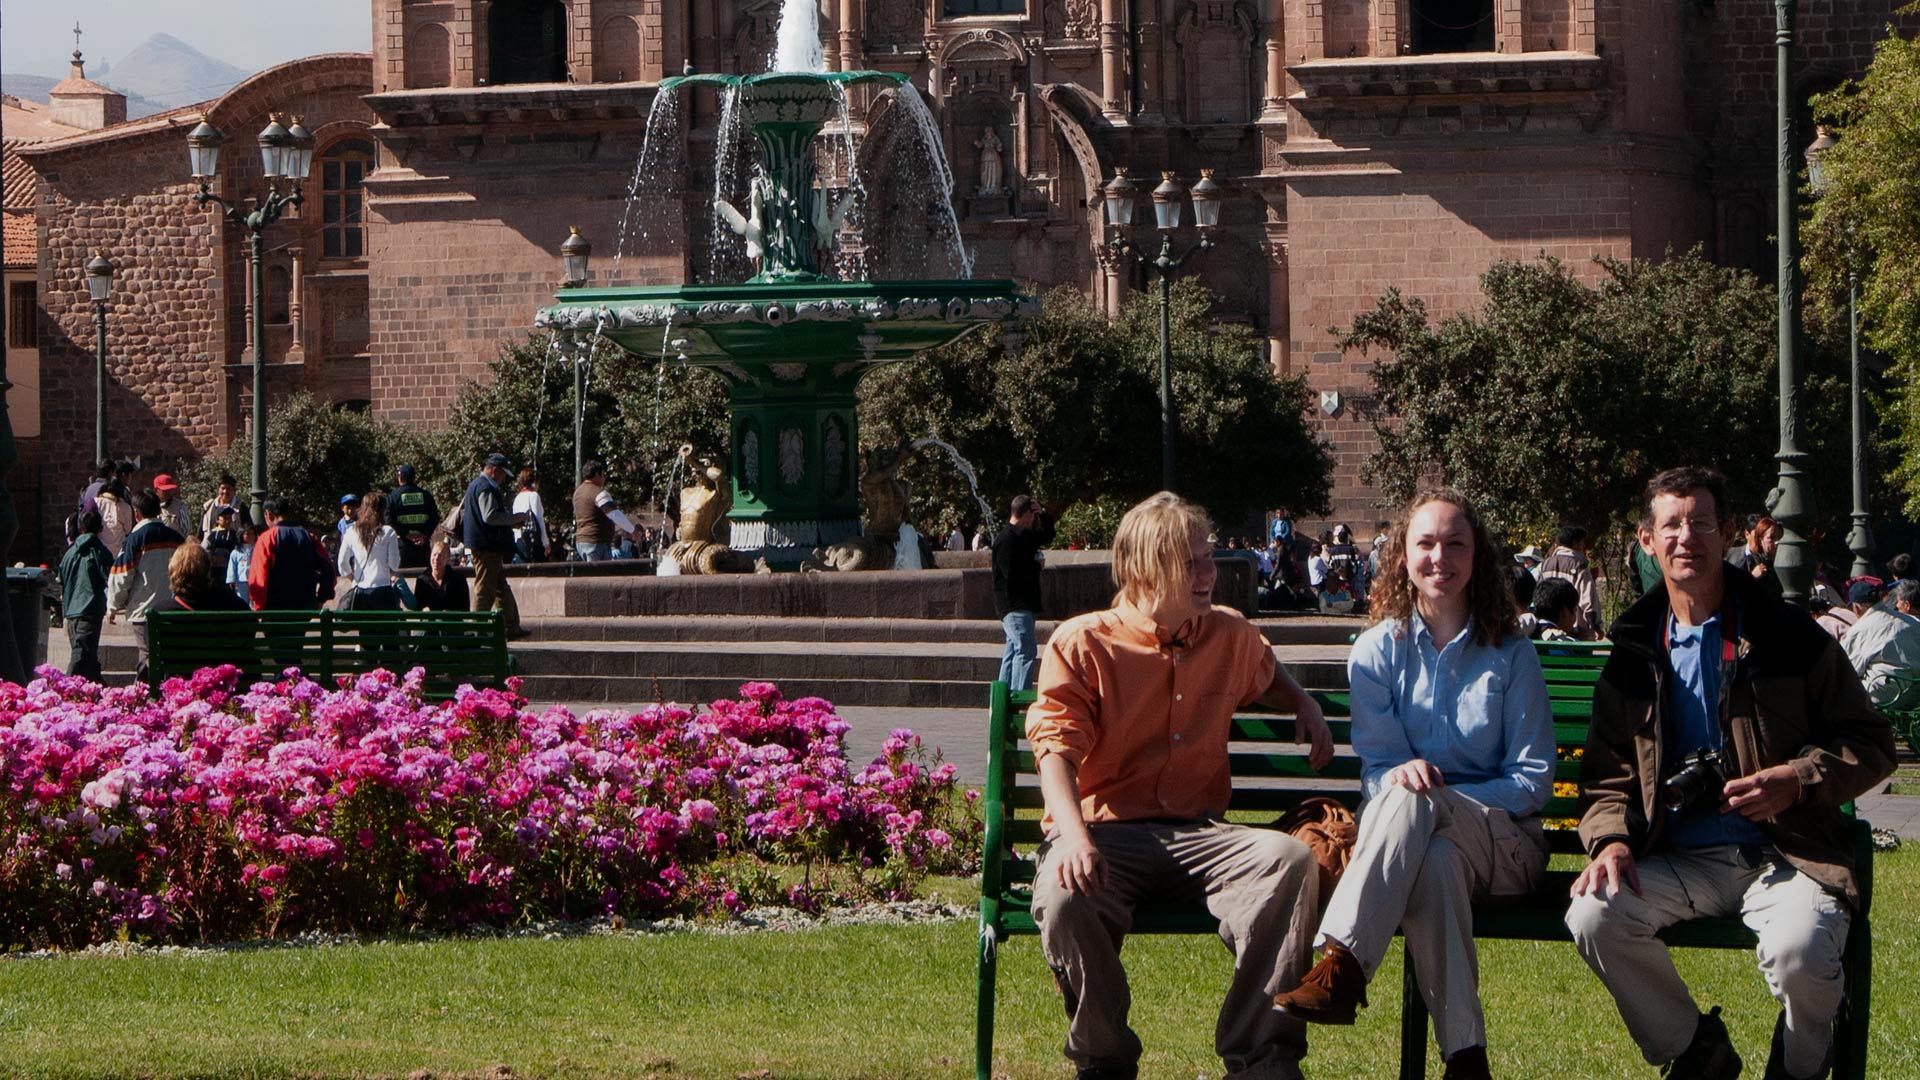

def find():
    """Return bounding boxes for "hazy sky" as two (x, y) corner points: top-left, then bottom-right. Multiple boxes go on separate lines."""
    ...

(2, 0), (369, 82)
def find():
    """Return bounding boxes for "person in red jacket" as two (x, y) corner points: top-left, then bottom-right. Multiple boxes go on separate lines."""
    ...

(248, 497), (335, 610)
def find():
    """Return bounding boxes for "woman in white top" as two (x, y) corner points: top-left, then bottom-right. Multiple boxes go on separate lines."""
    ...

(337, 491), (403, 610)
(512, 467), (548, 563)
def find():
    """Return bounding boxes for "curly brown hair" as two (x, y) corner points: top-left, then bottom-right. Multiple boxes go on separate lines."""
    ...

(1368, 487), (1519, 647)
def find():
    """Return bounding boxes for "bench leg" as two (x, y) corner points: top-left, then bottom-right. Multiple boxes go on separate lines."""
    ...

(1400, 944), (1429, 1080)
(976, 922), (999, 1080)
(1832, 915), (1871, 1080)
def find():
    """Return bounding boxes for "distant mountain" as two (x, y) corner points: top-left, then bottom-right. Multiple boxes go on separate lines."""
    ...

(1, 71), (171, 121)
(101, 33), (249, 112)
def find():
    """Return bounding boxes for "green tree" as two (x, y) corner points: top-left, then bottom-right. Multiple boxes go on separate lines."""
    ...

(859, 282), (1333, 535)
(440, 331), (731, 522)
(1805, 13), (1920, 513)
(181, 393), (434, 530)
(1345, 250), (1855, 546)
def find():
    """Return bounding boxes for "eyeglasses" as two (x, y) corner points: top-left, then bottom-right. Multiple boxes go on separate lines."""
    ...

(1651, 517), (1721, 540)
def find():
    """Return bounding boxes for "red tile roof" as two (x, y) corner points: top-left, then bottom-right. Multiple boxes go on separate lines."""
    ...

(3, 209), (36, 270)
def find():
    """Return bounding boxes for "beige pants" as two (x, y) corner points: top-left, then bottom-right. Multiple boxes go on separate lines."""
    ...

(1565, 844), (1849, 1077)
(469, 551), (521, 632)
(1031, 819), (1319, 1079)
(1315, 785), (1548, 1056)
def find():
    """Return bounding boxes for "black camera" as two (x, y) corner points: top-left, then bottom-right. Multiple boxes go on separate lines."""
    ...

(1662, 748), (1729, 814)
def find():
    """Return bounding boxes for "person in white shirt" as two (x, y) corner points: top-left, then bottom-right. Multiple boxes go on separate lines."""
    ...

(512, 467), (549, 563)
(337, 493), (404, 610)
(1842, 578), (1920, 709)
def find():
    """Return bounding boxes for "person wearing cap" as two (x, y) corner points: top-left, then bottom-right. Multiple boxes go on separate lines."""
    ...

(461, 453), (529, 639)
(200, 473), (240, 537)
(1842, 578), (1920, 709)
(1513, 544), (1543, 576)
(337, 493), (361, 543)
(152, 474), (193, 539)
(385, 464), (441, 570)
(571, 460), (635, 562)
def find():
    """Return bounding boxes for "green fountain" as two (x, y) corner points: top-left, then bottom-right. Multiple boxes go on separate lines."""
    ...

(537, 42), (1032, 566)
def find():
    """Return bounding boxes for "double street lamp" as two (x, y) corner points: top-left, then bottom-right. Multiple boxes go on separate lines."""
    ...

(83, 250), (113, 467)
(1805, 125), (1874, 579)
(1101, 168), (1223, 493)
(184, 113), (314, 526)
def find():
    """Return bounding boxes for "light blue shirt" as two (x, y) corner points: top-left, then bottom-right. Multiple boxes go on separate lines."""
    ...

(1663, 614), (1767, 848)
(1347, 614), (1555, 817)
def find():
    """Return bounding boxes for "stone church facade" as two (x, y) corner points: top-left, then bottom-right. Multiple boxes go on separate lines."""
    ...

(15, 0), (1915, 553)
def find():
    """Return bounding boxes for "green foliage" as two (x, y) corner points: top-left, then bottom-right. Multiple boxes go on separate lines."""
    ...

(1345, 250), (1858, 545)
(1052, 494), (1132, 549)
(180, 393), (433, 529)
(860, 282), (1333, 536)
(440, 332), (731, 520)
(1806, 15), (1920, 514)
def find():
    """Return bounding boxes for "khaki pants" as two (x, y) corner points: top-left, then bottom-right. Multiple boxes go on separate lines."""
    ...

(1031, 819), (1318, 1079)
(469, 551), (521, 632)
(1565, 844), (1849, 1077)
(1315, 785), (1548, 1056)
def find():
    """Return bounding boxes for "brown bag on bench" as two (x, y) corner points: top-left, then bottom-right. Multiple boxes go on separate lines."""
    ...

(1275, 797), (1357, 901)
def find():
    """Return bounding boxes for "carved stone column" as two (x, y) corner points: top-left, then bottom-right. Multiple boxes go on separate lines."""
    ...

(1135, 17), (1166, 124)
(1261, 223), (1290, 372)
(1097, 242), (1128, 316)
(1100, 0), (1126, 119)
(1263, 19), (1286, 116)
(471, 0), (492, 86)
(839, 0), (860, 71)
(288, 245), (306, 365)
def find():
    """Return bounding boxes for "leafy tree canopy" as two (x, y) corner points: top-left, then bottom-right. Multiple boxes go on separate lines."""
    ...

(1345, 250), (1858, 546)
(1805, 14), (1920, 513)
(859, 282), (1333, 537)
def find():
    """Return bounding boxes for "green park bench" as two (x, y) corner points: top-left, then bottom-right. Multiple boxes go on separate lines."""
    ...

(976, 640), (1875, 1079)
(146, 609), (512, 700)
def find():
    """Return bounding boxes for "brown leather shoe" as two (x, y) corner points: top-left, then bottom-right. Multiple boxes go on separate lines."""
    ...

(1443, 1045), (1491, 1080)
(1272, 940), (1368, 1024)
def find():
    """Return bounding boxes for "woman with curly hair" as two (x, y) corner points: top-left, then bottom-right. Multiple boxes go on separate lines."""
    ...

(1274, 488), (1555, 1080)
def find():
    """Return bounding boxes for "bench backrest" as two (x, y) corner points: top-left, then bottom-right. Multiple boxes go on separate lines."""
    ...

(146, 609), (510, 699)
(983, 640), (1607, 910)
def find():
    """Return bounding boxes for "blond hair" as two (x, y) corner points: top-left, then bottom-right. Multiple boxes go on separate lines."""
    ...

(167, 539), (211, 598)
(1111, 492), (1214, 610)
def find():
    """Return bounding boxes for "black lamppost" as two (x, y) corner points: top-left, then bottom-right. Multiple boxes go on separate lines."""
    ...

(83, 250), (113, 467)
(1806, 124), (1874, 578)
(1769, 0), (1812, 605)
(185, 113), (314, 527)
(560, 227), (592, 488)
(1102, 168), (1222, 493)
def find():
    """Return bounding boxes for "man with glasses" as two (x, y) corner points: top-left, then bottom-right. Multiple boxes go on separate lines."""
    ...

(1565, 466), (1893, 1080)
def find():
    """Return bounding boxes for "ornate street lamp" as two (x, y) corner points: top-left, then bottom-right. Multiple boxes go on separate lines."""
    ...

(1806, 125), (1874, 578)
(1103, 169), (1219, 493)
(559, 228), (592, 486)
(183, 112), (314, 527)
(1768, 0), (1812, 605)
(83, 250), (113, 467)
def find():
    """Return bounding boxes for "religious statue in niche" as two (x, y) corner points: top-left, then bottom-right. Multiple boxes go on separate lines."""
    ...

(1063, 0), (1097, 39)
(778, 427), (806, 487)
(975, 129), (1006, 195)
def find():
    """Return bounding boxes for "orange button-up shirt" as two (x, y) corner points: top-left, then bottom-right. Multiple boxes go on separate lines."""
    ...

(1025, 604), (1278, 827)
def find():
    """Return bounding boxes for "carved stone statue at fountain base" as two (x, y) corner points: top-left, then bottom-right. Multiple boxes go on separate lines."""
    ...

(663, 444), (760, 575)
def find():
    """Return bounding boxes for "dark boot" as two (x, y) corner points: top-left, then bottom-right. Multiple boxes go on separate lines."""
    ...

(1662, 1006), (1743, 1080)
(1271, 940), (1368, 1025)
(1762, 1011), (1832, 1080)
(1442, 1045), (1491, 1080)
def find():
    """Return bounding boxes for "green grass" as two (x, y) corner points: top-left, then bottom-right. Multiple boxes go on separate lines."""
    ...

(1, 852), (1915, 1079)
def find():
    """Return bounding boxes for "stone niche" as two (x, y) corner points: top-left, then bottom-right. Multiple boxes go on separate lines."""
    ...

(1175, 0), (1257, 126)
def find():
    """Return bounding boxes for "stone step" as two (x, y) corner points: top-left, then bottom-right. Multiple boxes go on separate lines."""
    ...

(517, 674), (992, 710)
(510, 614), (1365, 646)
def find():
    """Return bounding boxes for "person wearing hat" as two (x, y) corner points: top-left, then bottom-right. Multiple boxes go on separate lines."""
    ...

(1513, 545), (1543, 575)
(385, 464), (441, 570)
(200, 473), (240, 538)
(337, 493), (361, 544)
(461, 453), (529, 639)
(152, 474), (193, 539)
(1842, 578), (1920, 709)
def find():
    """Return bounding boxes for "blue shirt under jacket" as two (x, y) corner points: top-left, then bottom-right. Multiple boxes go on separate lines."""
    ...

(1347, 613), (1556, 817)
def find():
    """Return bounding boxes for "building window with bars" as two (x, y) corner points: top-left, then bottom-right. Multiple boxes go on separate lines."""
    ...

(943, 0), (1024, 15)
(7, 282), (36, 348)
(319, 139), (373, 260)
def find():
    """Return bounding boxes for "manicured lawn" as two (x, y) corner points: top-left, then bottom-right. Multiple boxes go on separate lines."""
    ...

(1, 852), (1915, 1078)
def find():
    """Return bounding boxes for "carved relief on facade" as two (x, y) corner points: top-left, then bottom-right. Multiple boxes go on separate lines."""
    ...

(1174, 0), (1255, 125)
(1045, 0), (1098, 39)
(932, 28), (1026, 99)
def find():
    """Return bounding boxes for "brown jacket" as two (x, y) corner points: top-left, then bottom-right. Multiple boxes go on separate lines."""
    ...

(1577, 566), (1895, 907)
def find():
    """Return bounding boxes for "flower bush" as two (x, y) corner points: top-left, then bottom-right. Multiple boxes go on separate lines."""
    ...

(0, 668), (980, 948)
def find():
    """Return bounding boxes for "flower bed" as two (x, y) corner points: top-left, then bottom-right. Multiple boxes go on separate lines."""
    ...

(0, 668), (980, 948)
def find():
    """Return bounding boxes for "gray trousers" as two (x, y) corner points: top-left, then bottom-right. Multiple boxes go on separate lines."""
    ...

(1031, 819), (1318, 1079)
(1315, 785), (1548, 1056)
(1565, 844), (1849, 1078)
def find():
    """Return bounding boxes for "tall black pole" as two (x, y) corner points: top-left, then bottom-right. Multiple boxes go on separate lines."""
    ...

(1847, 274), (1874, 578)
(1158, 262), (1175, 493)
(574, 342), (587, 490)
(1769, 0), (1811, 606)
(92, 299), (108, 466)
(248, 226), (268, 528)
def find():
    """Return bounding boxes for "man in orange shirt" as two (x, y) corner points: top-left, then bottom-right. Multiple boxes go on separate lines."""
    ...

(1027, 492), (1335, 1080)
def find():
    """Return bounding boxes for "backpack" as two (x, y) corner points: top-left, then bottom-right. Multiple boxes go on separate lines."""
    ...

(1275, 797), (1358, 903)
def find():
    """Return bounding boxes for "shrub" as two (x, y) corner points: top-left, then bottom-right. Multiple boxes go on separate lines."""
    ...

(0, 669), (977, 947)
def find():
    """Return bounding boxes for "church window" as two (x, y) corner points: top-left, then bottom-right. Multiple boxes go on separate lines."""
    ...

(1410, 0), (1495, 54)
(488, 0), (569, 84)
(320, 139), (374, 260)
